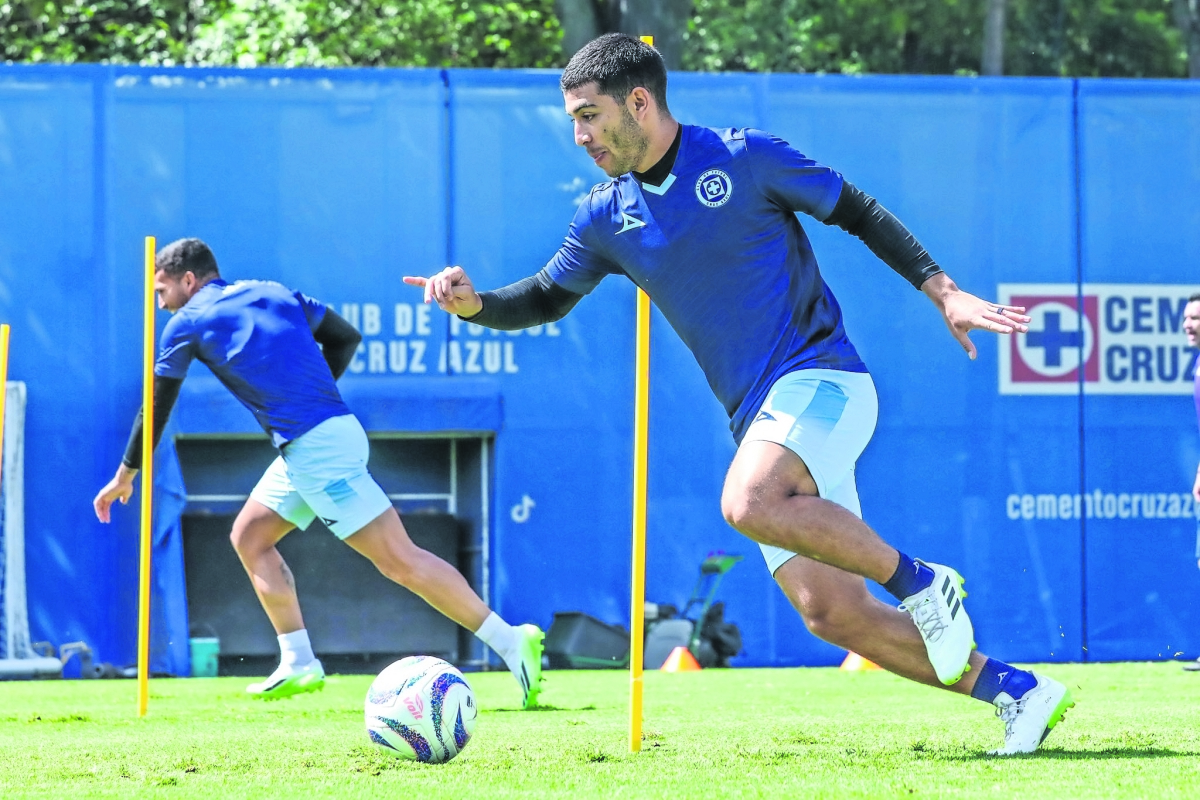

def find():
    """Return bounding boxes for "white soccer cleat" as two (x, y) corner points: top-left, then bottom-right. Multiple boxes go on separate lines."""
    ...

(898, 562), (975, 685)
(989, 674), (1074, 755)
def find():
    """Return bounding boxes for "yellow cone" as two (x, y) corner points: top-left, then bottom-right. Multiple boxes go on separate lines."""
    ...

(839, 651), (882, 671)
(660, 646), (702, 672)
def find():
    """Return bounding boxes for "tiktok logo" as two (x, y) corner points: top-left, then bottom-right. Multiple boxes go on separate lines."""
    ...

(510, 495), (536, 523)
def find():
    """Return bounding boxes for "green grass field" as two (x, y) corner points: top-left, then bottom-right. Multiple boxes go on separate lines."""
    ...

(1, 662), (1198, 798)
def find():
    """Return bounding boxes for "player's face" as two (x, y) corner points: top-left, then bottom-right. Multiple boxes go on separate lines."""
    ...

(1184, 300), (1200, 348)
(154, 270), (195, 313)
(564, 83), (649, 178)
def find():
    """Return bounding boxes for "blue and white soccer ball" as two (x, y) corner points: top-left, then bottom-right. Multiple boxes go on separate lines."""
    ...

(364, 655), (478, 763)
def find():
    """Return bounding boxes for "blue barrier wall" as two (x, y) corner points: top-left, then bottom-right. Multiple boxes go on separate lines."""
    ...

(1077, 80), (1200, 661)
(0, 65), (1197, 672)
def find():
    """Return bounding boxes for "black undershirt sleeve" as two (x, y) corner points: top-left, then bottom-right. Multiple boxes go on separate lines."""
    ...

(312, 308), (362, 380)
(121, 375), (184, 469)
(823, 180), (944, 291)
(465, 268), (584, 330)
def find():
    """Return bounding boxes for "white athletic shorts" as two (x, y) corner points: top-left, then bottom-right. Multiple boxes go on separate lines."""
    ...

(740, 369), (879, 575)
(249, 414), (393, 540)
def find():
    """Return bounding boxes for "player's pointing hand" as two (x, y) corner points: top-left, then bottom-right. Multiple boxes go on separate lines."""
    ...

(921, 273), (1030, 360)
(403, 266), (484, 318)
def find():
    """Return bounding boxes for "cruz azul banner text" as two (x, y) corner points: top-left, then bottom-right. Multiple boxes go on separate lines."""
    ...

(998, 283), (1199, 396)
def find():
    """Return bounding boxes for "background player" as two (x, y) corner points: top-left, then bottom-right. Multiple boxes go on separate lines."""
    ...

(93, 238), (544, 707)
(1184, 293), (1200, 672)
(406, 33), (1072, 754)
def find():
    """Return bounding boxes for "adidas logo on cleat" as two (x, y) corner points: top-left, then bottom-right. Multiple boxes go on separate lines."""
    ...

(941, 575), (962, 620)
(900, 563), (975, 685)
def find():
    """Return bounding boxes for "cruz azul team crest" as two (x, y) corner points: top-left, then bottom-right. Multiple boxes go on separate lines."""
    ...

(695, 169), (733, 207)
(998, 283), (1198, 395)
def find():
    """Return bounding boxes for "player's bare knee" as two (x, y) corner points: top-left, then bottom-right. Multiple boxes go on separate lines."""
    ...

(722, 492), (804, 550)
(373, 545), (423, 587)
(720, 485), (764, 534)
(797, 601), (855, 646)
(375, 557), (414, 587)
(229, 521), (265, 559)
(229, 535), (252, 569)
(782, 579), (872, 647)
(720, 492), (746, 531)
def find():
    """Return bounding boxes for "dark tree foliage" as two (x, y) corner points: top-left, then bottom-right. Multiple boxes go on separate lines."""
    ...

(1006, 0), (1185, 77)
(686, 0), (988, 75)
(189, 0), (563, 68)
(0, 0), (1190, 77)
(1, 0), (233, 63)
(1, 0), (563, 66)
(683, 0), (1188, 77)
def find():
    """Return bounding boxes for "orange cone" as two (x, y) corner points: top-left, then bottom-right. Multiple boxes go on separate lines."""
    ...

(660, 646), (702, 672)
(839, 651), (882, 671)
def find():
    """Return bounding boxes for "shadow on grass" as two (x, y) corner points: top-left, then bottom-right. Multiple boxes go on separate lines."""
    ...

(925, 747), (1193, 762)
(1006, 747), (1192, 760)
(492, 704), (596, 713)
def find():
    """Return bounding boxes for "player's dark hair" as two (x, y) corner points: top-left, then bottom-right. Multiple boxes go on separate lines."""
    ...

(560, 33), (670, 114)
(1189, 292), (1200, 303)
(156, 238), (220, 280)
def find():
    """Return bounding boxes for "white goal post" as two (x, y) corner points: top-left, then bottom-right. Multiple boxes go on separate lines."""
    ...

(0, 382), (61, 678)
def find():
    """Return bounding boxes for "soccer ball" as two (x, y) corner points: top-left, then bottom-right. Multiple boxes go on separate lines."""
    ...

(364, 656), (478, 763)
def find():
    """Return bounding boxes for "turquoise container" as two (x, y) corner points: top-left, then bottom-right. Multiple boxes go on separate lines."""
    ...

(189, 637), (220, 678)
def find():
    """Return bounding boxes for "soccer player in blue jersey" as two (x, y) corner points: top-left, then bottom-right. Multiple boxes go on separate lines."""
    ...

(1184, 294), (1200, 672)
(93, 238), (545, 708)
(407, 34), (1073, 754)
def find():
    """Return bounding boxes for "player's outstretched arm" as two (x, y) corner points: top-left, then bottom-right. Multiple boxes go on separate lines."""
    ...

(404, 266), (483, 318)
(921, 272), (1030, 360)
(405, 266), (583, 331)
(822, 180), (1027, 358)
(93, 375), (184, 523)
(93, 464), (137, 523)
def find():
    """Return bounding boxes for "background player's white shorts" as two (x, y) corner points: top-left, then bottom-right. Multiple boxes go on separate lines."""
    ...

(249, 414), (393, 541)
(740, 369), (879, 575)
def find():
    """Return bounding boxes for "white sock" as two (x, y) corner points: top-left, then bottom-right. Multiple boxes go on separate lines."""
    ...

(474, 612), (520, 668)
(278, 629), (315, 668)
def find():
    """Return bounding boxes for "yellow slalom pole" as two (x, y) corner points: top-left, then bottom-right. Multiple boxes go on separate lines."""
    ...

(630, 287), (650, 752)
(0, 324), (10, 492)
(137, 236), (156, 718)
(629, 33), (655, 754)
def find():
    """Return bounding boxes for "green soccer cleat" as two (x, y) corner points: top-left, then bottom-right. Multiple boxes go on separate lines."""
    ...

(514, 624), (545, 710)
(246, 659), (326, 700)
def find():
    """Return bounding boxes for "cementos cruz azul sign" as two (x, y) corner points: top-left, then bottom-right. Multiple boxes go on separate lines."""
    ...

(998, 284), (1199, 395)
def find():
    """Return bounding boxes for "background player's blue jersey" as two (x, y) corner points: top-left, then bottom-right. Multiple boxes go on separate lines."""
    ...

(155, 278), (351, 447)
(545, 125), (867, 443)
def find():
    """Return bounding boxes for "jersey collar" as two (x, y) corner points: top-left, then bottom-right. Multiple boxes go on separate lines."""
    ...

(632, 124), (683, 195)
